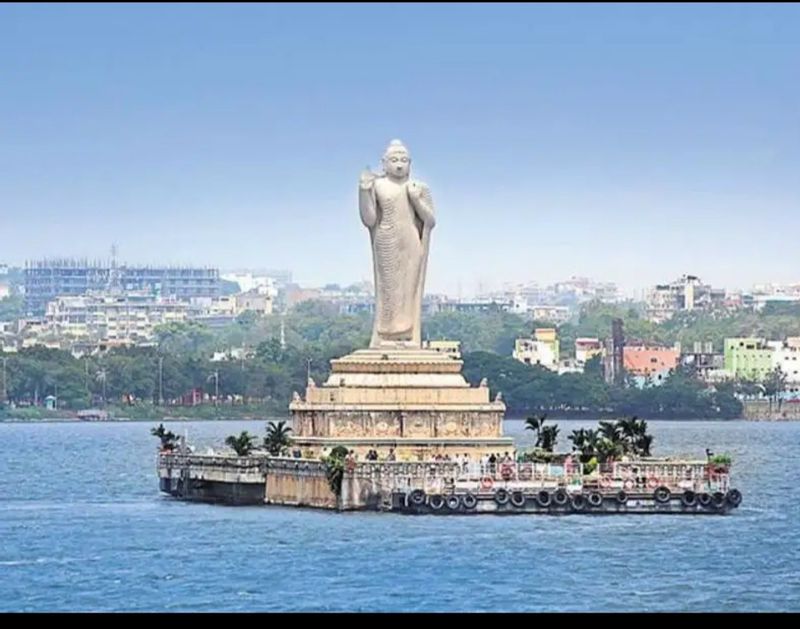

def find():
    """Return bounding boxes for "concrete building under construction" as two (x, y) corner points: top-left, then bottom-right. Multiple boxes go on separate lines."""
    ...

(24, 258), (220, 315)
(604, 318), (625, 386)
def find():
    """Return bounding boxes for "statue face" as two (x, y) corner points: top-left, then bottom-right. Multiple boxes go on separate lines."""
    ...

(383, 150), (411, 179)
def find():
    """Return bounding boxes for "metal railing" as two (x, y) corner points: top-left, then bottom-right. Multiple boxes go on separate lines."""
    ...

(157, 452), (731, 493)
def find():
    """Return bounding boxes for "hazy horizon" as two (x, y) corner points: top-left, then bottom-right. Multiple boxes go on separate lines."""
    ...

(2, 4), (799, 296)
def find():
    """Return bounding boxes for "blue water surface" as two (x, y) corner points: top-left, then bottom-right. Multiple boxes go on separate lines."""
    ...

(0, 419), (797, 612)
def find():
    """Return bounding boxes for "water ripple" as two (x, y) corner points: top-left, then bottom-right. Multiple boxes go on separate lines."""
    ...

(0, 419), (798, 611)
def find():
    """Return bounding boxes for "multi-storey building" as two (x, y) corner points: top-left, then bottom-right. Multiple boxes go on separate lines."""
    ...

(646, 274), (726, 323)
(770, 337), (800, 385)
(575, 338), (604, 365)
(623, 345), (681, 387)
(43, 292), (189, 343)
(681, 341), (725, 380)
(24, 258), (219, 315)
(513, 328), (560, 370)
(723, 338), (773, 381)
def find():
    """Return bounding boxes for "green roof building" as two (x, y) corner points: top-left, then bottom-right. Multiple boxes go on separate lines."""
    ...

(723, 337), (773, 381)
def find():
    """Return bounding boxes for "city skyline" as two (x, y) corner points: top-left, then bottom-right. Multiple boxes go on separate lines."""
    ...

(7, 253), (799, 300)
(2, 4), (799, 295)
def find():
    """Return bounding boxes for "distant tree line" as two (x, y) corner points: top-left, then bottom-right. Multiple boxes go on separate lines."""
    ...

(4, 297), (787, 418)
(462, 352), (742, 419)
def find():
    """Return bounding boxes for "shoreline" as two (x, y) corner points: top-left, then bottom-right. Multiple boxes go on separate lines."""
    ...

(0, 416), (766, 424)
(0, 415), (279, 424)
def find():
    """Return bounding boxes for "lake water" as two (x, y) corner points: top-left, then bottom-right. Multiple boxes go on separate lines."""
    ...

(0, 419), (797, 611)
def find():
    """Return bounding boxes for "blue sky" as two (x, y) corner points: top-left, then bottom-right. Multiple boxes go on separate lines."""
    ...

(1, 3), (799, 296)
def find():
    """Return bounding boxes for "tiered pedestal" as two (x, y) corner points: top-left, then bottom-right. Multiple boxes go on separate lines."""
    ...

(289, 348), (514, 460)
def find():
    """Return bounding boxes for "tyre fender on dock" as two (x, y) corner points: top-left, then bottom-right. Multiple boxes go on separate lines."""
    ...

(654, 486), (671, 504)
(462, 492), (478, 510)
(616, 490), (629, 505)
(570, 493), (587, 512)
(698, 492), (713, 507)
(408, 489), (426, 507)
(588, 491), (603, 507)
(510, 490), (526, 508)
(429, 494), (445, 511)
(536, 490), (552, 507)
(446, 494), (461, 511)
(726, 488), (743, 508)
(494, 488), (510, 506)
(681, 490), (697, 507)
(553, 489), (569, 506)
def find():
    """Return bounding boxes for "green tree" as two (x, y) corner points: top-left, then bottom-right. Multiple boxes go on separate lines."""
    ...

(763, 366), (787, 405)
(524, 414), (559, 451)
(322, 445), (350, 496)
(568, 428), (600, 463)
(264, 420), (293, 456)
(151, 423), (179, 451)
(225, 431), (256, 456)
(155, 321), (215, 357)
(537, 425), (560, 452)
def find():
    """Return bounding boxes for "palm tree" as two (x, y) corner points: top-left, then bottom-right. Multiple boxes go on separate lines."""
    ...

(631, 418), (652, 456)
(537, 425), (559, 452)
(264, 420), (293, 456)
(635, 433), (653, 457)
(568, 428), (600, 463)
(225, 431), (256, 456)
(596, 420), (626, 462)
(568, 428), (590, 452)
(525, 413), (557, 450)
(584, 428), (600, 455)
(616, 416), (653, 456)
(598, 420), (621, 443)
(617, 416), (639, 454)
(595, 436), (623, 463)
(150, 423), (179, 451)
(525, 413), (547, 435)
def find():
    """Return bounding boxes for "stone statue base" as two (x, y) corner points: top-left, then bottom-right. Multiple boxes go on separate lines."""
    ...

(289, 348), (514, 461)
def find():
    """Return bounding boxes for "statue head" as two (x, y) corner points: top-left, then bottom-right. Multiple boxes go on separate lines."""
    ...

(382, 139), (411, 180)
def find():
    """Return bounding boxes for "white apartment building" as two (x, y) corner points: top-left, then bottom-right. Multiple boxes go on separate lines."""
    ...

(44, 292), (188, 343)
(646, 274), (727, 323)
(513, 329), (560, 371)
(221, 273), (278, 297)
(575, 337), (604, 365)
(771, 337), (800, 384)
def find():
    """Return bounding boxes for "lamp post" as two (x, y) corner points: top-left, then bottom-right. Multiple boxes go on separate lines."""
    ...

(208, 370), (219, 406)
(96, 369), (107, 407)
(158, 356), (164, 406)
(1, 357), (7, 405)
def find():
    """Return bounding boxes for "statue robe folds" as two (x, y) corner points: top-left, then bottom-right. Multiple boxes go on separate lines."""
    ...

(359, 177), (435, 348)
